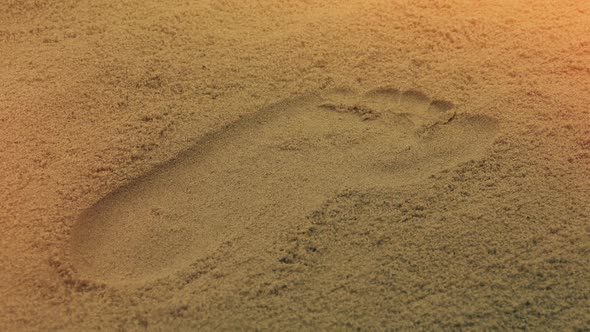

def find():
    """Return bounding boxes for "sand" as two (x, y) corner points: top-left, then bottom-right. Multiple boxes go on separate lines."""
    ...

(1, 0), (589, 330)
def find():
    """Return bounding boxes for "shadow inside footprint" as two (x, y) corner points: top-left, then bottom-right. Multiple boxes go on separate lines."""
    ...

(69, 87), (499, 285)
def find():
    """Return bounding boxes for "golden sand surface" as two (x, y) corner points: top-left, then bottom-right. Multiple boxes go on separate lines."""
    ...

(1, 0), (589, 330)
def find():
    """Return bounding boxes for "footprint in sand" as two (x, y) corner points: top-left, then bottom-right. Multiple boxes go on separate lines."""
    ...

(69, 87), (499, 284)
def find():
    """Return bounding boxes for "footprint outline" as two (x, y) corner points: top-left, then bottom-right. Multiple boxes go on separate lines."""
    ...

(68, 87), (499, 285)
